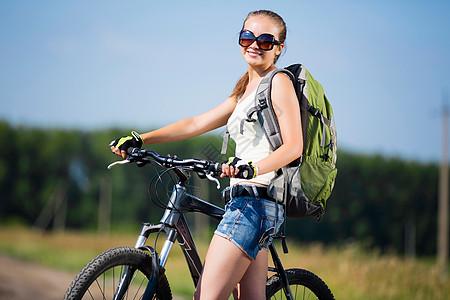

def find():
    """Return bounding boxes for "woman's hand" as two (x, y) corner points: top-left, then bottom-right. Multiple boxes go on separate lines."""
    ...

(220, 157), (256, 179)
(109, 131), (143, 159)
(220, 163), (240, 178)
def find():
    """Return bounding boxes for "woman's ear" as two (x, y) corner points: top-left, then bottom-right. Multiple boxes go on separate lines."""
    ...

(275, 43), (284, 57)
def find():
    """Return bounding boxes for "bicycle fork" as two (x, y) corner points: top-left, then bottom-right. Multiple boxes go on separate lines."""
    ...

(112, 266), (134, 300)
(112, 223), (175, 300)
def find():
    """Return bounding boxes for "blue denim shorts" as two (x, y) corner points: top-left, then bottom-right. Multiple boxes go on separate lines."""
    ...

(214, 187), (285, 260)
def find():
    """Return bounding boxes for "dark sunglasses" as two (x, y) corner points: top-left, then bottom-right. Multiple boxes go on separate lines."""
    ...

(238, 30), (281, 51)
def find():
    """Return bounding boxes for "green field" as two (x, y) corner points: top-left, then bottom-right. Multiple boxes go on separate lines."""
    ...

(0, 226), (448, 299)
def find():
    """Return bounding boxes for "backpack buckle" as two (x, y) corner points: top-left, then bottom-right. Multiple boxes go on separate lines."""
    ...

(308, 106), (320, 117)
(258, 95), (268, 109)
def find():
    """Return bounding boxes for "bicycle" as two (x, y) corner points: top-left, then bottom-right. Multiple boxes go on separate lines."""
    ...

(64, 148), (334, 300)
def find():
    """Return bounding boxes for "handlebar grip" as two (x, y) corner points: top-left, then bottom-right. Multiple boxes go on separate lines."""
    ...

(209, 162), (251, 179)
(127, 147), (139, 155)
(236, 165), (255, 179)
(206, 162), (222, 176)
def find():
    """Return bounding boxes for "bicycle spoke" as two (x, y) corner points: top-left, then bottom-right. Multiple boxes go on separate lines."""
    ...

(87, 288), (95, 300)
(112, 267), (116, 298)
(94, 278), (105, 300)
(84, 266), (150, 300)
(130, 274), (147, 300)
(102, 272), (106, 300)
(268, 282), (325, 300)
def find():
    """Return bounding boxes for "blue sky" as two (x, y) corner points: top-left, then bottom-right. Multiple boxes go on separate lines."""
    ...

(1, 0), (449, 162)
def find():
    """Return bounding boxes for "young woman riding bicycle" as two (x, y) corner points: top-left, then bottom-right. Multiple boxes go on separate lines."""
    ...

(110, 10), (302, 300)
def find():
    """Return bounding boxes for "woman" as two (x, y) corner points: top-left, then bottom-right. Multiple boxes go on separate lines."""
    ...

(111, 10), (302, 299)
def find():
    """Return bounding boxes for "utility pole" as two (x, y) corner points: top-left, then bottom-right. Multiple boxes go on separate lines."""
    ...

(438, 96), (449, 276)
(33, 181), (68, 234)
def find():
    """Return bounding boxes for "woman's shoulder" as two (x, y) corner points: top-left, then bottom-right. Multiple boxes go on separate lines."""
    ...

(272, 71), (293, 86)
(271, 71), (296, 97)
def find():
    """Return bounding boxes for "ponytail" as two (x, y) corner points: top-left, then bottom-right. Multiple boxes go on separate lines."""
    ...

(230, 72), (249, 100)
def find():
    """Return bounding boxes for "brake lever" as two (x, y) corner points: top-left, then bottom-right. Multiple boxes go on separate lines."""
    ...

(205, 172), (220, 189)
(107, 159), (131, 169)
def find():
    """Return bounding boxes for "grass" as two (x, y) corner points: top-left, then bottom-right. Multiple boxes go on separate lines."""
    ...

(0, 226), (449, 299)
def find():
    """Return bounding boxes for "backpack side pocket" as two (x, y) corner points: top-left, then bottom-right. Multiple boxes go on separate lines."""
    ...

(300, 156), (337, 209)
(267, 166), (323, 219)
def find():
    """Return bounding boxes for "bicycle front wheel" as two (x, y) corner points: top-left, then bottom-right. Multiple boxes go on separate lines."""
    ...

(266, 268), (334, 300)
(64, 246), (172, 300)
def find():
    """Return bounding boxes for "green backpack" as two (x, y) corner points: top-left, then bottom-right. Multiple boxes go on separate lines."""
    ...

(225, 64), (337, 219)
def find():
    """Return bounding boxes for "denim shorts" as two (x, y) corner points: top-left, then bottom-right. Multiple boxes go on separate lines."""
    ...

(214, 189), (285, 260)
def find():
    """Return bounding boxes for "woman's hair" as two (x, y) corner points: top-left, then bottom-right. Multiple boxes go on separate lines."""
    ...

(230, 10), (287, 99)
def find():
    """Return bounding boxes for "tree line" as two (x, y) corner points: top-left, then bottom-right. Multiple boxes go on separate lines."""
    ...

(0, 121), (446, 256)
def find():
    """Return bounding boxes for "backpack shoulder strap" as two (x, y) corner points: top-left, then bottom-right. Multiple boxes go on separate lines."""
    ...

(221, 68), (296, 155)
(247, 68), (296, 151)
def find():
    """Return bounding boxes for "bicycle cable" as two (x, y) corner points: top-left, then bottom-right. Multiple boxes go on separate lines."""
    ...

(147, 160), (187, 214)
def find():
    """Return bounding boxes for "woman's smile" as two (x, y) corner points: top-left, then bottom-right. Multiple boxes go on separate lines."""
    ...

(246, 48), (263, 58)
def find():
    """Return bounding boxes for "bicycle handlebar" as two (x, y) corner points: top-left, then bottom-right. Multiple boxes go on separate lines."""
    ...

(128, 147), (222, 173)
(108, 148), (223, 188)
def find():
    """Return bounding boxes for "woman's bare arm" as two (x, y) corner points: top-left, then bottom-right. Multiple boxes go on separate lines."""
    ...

(141, 96), (236, 145)
(253, 73), (303, 174)
(111, 97), (236, 158)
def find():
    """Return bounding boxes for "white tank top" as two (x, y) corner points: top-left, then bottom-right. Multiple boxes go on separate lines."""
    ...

(227, 90), (276, 186)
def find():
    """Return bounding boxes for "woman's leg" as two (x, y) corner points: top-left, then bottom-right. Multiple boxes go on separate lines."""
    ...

(234, 249), (268, 299)
(194, 234), (252, 300)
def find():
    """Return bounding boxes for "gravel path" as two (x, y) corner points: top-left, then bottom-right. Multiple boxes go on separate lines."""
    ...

(0, 255), (185, 300)
(0, 255), (75, 299)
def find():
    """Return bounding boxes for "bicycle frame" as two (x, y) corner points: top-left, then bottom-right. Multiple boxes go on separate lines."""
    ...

(113, 164), (293, 300)
(136, 182), (224, 286)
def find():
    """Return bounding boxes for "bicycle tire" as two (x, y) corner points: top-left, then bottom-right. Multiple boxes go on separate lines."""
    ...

(64, 246), (172, 300)
(266, 268), (334, 300)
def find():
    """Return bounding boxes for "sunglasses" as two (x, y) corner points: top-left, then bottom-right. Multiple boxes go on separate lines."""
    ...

(238, 30), (281, 51)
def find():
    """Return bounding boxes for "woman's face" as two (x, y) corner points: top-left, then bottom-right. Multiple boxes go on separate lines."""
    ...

(240, 16), (284, 69)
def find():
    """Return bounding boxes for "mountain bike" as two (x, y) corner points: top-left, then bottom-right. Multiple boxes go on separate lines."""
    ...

(64, 148), (334, 300)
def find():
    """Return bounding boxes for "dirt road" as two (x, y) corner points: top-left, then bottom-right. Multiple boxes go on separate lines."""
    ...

(0, 255), (75, 299)
(0, 255), (186, 300)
